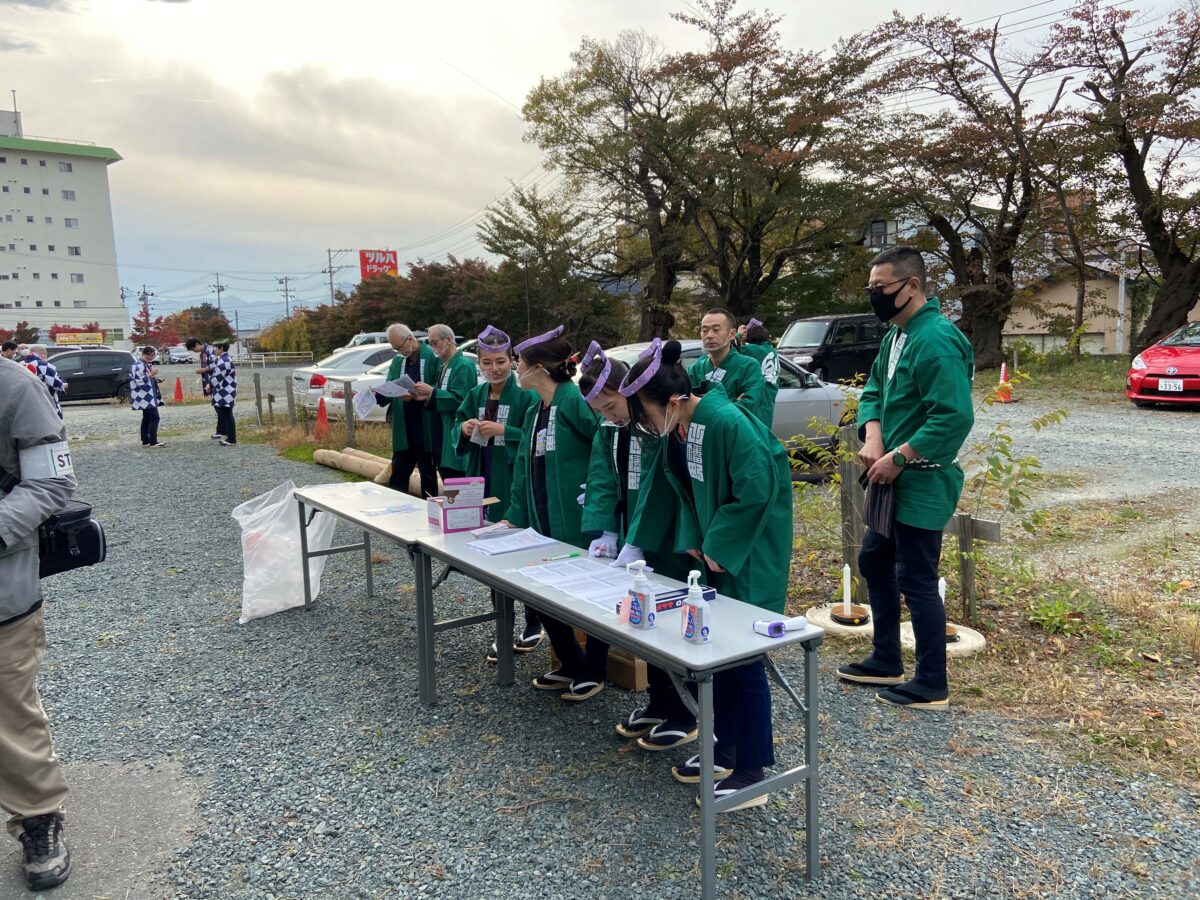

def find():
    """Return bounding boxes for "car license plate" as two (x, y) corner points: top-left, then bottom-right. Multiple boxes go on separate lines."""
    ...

(1159, 378), (1184, 392)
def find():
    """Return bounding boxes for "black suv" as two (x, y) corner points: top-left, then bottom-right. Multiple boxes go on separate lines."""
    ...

(776, 313), (884, 383)
(47, 349), (136, 403)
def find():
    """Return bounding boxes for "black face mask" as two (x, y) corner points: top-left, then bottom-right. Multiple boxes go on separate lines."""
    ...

(868, 282), (911, 323)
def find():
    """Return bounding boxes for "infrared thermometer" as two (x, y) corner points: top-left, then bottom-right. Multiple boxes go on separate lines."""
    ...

(753, 615), (809, 638)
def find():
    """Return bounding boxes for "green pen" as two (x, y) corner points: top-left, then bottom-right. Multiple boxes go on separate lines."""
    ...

(543, 552), (581, 562)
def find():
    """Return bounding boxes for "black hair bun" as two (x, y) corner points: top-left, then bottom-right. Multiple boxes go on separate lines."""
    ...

(564, 358), (578, 378)
(661, 340), (683, 366)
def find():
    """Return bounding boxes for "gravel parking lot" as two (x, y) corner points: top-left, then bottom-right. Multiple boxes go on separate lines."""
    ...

(5, 397), (1198, 898)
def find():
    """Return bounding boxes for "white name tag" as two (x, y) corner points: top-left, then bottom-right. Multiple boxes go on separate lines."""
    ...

(19, 440), (74, 479)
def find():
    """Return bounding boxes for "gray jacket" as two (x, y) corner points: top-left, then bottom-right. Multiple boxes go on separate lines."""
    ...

(0, 358), (76, 625)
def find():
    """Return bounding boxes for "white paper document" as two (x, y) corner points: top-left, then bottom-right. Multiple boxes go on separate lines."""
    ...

(374, 374), (416, 398)
(361, 504), (421, 517)
(353, 389), (378, 420)
(468, 527), (558, 556)
(469, 424), (491, 446)
(515, 558), (673, 612)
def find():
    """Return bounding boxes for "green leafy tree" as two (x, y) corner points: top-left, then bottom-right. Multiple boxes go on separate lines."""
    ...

(166, 302), (233, 344)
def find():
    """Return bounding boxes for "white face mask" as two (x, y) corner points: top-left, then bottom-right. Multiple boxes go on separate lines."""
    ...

(517, 364), (541, 386)
(659, 399), (679, 438)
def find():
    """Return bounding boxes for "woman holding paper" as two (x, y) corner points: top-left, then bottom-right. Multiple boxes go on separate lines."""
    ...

(578, 343), (698, 750)
(454, 326), (543, 658)
(502, 327), (607, 702)
(620, 339), (793, 811)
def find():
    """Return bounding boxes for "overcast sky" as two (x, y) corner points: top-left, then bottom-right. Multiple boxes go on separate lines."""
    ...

(0, 0), (1132, 328)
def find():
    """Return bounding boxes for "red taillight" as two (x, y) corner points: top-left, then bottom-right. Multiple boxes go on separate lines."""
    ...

(331, 388), (344, 399)
(309, 373), (326, 388)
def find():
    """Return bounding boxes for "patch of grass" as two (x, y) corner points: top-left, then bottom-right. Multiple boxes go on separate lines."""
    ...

(1013, 355), (1129, 399)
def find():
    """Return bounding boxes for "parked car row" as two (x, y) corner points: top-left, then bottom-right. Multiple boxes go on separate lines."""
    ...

(1126, 322), (1200, 408)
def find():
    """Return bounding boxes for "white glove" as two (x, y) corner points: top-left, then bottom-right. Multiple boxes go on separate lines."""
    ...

(577, 483), (587, 506)
(589, 531), (619, 558)
(610, 543), (647, 569)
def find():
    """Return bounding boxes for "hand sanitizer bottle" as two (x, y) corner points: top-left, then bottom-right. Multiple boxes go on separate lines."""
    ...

(681, 570), (710, 644)
(626, 560), (656, 630)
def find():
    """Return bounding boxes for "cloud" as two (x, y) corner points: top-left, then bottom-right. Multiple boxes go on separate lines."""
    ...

(0, 32), (42, 52)
(0, 1), (74, 9)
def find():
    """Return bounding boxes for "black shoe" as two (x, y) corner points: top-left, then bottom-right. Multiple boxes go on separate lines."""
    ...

(837, 658), (905, 686)
(531, 669), (574, 690)
(637, 720), (699, 751)
(514, 626), (544, 653)
(876, 682), (950, 710)
(19, 813), (70, 890)
(485, 641), (500, 664)
(697, 768), (769, 812)
(671, 751), (734, 785)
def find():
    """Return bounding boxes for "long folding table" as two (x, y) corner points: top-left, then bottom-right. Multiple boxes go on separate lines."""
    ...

(292, 482), (824, 898)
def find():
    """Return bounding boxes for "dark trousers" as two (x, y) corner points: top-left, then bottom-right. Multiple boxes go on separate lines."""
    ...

(713, 661), (775, 770)
(140, 407), (160, 445)
(646, 665), (696, 726)
(489, 590), (541, 634)
(438, 466), (465, 482)
(542, 615), (608, 682)
(215, 406), (236, 444)
(858, 521), (947, 696)
(389, 448), (438, 499)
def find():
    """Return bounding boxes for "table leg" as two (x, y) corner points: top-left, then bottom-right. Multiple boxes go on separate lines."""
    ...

(698, 676), (716, 900)
(495, 592), (515, 687)
(805, 641), (820, 880)
(362, 531), (375, 599)
(298, 499), (313, 610)
(414, 548), (437, 705)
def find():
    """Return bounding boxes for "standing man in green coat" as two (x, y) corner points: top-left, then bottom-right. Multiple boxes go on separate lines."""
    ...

(839, 247), (974, 710)
(736, 317), (781, 410)
(423, 324), (478, 481)
(688, 309), (771, 426)
(376, 323), (441, 498)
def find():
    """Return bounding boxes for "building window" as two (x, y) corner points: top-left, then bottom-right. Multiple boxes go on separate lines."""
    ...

(867, 220), (889, 248)
(0, 302), (11, 307)
(11, 273), (18, 280)
(44, 217), (52, 225)
(67, 246), (81, 256)
(20, 158), (27, 165)
(0, 156), (5, 163)
(33, 273), (40, 280)
(65, 218), (78, 228)
(59, 162), (73, 173)
(6, 243), (13, 250)
(70, 273), (84, 283)
(51, 273), (58, 280)
(41, 188), (49, 196)
(35, 300), (42, 306)
(1, 186), (6, 193)
(28, 244), (36, 251)
(47, 244), (55, 252)
(73, 300), (87, 308)
(14, 301), (22, 307)
(61, 190), (76, 201)
(53, 300), (61, 307)
(23, 186), (30, 194)
(38, 160), (46, 167)
(107, 328), (124, 341)
(25, 215), (33, 224)
(3, 216), (10, 223)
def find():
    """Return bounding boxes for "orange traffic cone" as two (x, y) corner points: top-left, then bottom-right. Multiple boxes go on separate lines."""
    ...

(996, 362), (1014, 403)
(315, 397), (331, 440)
(173, 377), (184, 403)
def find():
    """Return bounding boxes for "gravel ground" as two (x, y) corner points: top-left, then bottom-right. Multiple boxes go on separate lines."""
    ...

(18, 403), (1200, 898)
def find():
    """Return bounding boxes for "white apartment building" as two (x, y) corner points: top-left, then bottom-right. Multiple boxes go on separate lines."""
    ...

(0, 110), (127, 342)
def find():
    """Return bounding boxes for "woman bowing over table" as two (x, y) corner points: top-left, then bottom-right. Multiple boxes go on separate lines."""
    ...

(454, 325), (543, 660)
(621, 339), (794, 811)
(502, 326), (606, 702)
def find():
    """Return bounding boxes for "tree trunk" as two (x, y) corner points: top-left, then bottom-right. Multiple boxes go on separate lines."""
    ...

(1072, 266), (1087, 361)
(957, 283), (1009, 370)
(1132, 262), (1200, 355)
(638, 299), (675, 340)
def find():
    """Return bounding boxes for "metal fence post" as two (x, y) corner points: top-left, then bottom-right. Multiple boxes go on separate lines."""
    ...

(267, 392), (275, 426)
(253, 372), (263, 426)
(285, 377), (296, 427)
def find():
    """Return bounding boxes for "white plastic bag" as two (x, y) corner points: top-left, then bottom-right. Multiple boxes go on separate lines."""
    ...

(231, 480), (337, 624)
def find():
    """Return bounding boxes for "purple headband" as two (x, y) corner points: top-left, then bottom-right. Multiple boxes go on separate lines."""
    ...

(477, 325), (511, 353)
(513, 324), (564, 355)
(617, 338), (662, 397)
(580, 341), (612, 403)
(747, 317), (763, 329)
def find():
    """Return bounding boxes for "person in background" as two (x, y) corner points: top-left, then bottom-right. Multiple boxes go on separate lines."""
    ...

(129, 346), (166, 448)
(839, 246), (974, 710)
(454, 325), (543, 661)
(375, 324), (440, 499)
(423, 324), (477, 482)
(736, 317), (781, 410)
(688, 310), (770, 426)
(623, 339), (793, 810)
(15, 344), (29, 361)
(502, 326), (606, 702)
(578, 342), (698, 751)
(1, 342), (17, 360)
(0, 355), (78, 891)
(209, 341), (238, 446)
(186, 337), (221, 439)
(22, 346), (67, 420)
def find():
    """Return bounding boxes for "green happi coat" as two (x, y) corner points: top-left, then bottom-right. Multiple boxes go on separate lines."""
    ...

(581, 426), (689, 580)
(384, 343), (441, 453)
(659, 385), (792, 613)
(739, 340), (781, 410)
(506, 380), (600, 550)
(453, 375), (539, 523)
(432, 349), (479, 470)
(856, 298), (975, 531)
(688, 346), (772, 427)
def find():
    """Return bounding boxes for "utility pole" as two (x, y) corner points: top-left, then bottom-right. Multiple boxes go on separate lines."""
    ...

(324, 249), (353, 305)
(234, 309), (240, 341)
(277, 276), (293, 317)
(210, 272), (225, 312)
(139, 283), (155, 321)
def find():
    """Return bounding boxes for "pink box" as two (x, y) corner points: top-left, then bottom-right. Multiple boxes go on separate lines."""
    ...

(426, 476), (489, 533)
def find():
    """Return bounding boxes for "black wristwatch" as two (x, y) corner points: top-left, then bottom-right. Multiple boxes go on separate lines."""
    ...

(891, 450), (907, 468)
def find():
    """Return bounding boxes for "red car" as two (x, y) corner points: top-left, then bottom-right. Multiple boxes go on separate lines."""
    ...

(1126, 322), (1200, 407)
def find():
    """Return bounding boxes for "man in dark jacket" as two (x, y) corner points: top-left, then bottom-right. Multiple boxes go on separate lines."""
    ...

(0, 357), (77, 890)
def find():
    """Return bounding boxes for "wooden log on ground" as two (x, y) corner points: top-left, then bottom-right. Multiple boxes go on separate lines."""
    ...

(313, 449), (387, 480)
(341, 447), (391, 466)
